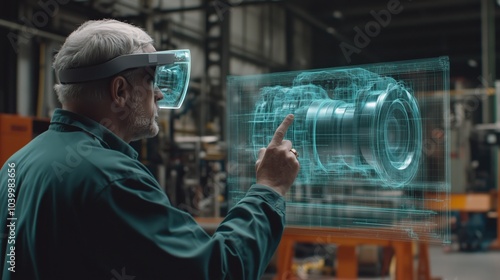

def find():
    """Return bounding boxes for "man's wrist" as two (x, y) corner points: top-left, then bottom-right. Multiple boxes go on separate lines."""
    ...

(255, 181), (285, 196)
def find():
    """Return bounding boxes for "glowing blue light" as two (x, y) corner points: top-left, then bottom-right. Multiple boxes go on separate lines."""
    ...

(227, 57), (450, 243)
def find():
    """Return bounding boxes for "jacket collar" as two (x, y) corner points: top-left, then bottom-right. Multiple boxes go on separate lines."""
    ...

(49, 108), (139, 159)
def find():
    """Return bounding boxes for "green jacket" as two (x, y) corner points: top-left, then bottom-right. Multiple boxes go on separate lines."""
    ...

(0, 109), (285, 280)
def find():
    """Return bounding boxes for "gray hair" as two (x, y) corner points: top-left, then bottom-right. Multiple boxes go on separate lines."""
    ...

(53, 19), (154, 104)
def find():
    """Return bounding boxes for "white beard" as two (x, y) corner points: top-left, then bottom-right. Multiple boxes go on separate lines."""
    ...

(128, 103), (159, 141)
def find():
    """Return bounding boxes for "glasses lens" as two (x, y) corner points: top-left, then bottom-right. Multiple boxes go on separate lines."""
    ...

(155, 50), (191, 109)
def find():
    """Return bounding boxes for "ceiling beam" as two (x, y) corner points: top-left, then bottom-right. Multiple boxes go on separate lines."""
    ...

(320, 0), (478, 18)
(153, 0), (281, 14)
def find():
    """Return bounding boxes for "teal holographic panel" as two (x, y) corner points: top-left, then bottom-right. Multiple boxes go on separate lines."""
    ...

(227, 57), (450, 243)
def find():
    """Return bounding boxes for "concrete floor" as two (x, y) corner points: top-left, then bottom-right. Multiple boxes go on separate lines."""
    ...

(429, 245), (500, 280)
(262, 245), (500, 280)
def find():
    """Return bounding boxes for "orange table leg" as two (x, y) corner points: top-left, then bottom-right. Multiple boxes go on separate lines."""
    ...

(275, 237), (296, 280)
(490, 184), (500, 249)
(417, 243), (430, 280)
(336, 245), (358, 279)
(394, 241), (414, 280)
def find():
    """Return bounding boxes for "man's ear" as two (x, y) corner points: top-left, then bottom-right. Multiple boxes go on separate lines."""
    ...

(109, 76), (131, 108)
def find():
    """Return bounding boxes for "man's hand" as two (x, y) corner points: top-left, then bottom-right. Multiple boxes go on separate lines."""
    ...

(255, 114), (300, 196)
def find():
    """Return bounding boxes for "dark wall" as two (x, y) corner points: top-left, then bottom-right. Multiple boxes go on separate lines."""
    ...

(0, 2), (19, 113)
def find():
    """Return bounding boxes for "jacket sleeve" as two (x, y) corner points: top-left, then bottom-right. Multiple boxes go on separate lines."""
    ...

(84, 175), (286, 280)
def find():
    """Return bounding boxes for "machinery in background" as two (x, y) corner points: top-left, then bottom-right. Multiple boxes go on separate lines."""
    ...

(167, 135), (227, 218)
(160, 83), (228, 218)
(443, 87), (500, 253)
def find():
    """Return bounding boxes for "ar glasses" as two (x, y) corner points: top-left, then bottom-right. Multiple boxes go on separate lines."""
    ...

(57, 49), (191, 109)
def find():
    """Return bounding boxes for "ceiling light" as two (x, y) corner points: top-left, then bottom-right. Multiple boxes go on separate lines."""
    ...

(332, 10), (343, 19)
(467, 59), (478, 68)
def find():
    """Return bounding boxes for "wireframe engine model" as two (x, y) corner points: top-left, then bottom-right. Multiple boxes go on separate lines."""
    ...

(227, 57), (450, 243)
(252, 69), (422, 187)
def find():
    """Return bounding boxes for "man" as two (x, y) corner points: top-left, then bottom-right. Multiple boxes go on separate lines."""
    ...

(0, 19), (299, 279)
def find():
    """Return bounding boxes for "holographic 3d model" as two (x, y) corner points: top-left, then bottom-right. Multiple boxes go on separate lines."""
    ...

(252, 69), (422, 187)
(227, 57), (450, 243)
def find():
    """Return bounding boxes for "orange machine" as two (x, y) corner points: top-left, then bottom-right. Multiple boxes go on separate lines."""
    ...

(0, 114), (33, 166)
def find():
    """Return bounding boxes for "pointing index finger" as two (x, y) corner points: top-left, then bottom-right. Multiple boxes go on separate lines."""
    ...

(269, 114), (294, 147)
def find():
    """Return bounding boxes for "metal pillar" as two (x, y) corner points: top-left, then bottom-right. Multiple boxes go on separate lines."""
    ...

(481, 0), (496, 123)
(204, 1), (230, 140)
(203, 0), (230, 217)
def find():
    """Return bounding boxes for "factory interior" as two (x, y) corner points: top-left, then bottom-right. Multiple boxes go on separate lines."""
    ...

(1, 0), (500, 279)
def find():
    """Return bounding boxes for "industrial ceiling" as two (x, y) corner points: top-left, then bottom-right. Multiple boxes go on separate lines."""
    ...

(4, 0), (500, 88)
(289, 0), (499, 88)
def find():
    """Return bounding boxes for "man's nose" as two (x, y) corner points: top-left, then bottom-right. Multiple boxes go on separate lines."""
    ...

(154, 86), (163, 102)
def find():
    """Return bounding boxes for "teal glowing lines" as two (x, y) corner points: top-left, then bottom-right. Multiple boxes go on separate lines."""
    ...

(251, 69), (422, 187)
(227, 57), (450, 243)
